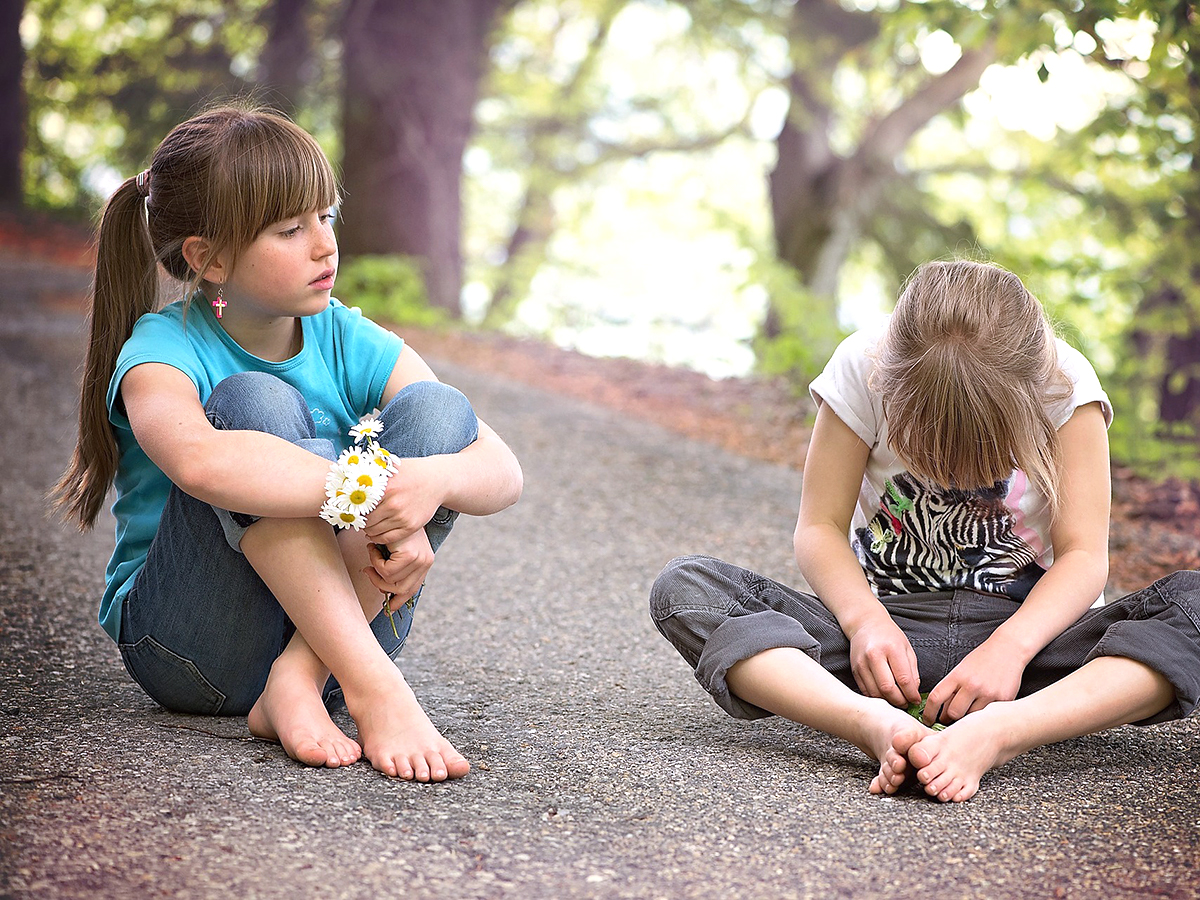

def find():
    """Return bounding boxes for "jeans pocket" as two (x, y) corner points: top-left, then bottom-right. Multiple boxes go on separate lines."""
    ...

(119, 635), (227, 715)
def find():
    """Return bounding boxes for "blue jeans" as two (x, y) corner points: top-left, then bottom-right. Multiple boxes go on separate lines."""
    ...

(118, 372), (478, 716)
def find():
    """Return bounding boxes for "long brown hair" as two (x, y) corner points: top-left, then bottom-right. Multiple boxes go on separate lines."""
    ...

(52, 104), (339, 529)
(872, 260), (1072, 515)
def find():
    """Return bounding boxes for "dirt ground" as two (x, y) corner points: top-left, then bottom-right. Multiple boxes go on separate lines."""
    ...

(7, 212), (1197, 594)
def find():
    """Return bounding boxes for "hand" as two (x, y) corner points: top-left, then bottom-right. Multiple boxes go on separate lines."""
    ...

(846, 615), (923, 708)
(364, 457), (447, 546)
(924, 640), (1025, 725)
(362, 529), (434, 602)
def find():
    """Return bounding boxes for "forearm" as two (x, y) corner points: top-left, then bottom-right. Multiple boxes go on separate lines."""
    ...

(795, 521), (888, 636)
(172, 428), (330, 518)
(980, 547), (1109, 664)
(981, 402), (1112, 664)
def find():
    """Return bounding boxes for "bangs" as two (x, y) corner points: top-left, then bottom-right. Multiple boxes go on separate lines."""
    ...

(211, 114), (340, 252)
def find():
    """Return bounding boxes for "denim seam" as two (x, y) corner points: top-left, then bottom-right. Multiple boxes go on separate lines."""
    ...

(1157, 579), (1200, 634)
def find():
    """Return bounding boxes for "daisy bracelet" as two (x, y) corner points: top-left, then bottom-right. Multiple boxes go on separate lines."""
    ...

(318, 413), (399, 531)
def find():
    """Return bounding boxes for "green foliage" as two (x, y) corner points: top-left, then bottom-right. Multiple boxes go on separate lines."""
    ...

(335, 255), (450, 329)
(751, 254), (847, 390)
(15, 0), (1200, 482)
(1108, 388), (1200, 481)
(21, 0), (342, 213)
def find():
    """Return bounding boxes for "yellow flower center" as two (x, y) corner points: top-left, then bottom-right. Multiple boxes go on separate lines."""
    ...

(338, 511), (356, 523)
(348, 489), (369, 505)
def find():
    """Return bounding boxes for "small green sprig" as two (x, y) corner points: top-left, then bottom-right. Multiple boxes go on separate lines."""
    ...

(904, 693), (947, 731)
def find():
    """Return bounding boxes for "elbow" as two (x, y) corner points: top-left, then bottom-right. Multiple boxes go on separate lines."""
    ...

(164, 433), (224, 500)
(793, 522), (815, 571)
(170, 451), (216, 500)
(505, 458), (524, 509)
(1055, 546), (1110, 603)
(1092, 555), (1110, 599)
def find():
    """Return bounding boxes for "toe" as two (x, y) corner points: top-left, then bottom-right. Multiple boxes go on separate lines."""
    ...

(951, 783), (978, 803)
(411, 756), (431, 783)
(907, 737), (937, 770)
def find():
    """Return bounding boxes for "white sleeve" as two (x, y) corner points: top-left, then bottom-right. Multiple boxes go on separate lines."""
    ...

(808, 329), (885, 449)
(1052, 341), (1114, 430)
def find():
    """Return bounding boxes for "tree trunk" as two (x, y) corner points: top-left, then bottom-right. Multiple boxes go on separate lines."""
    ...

(0, 0), (25, 209)
(766, 1), (993, 338)
(340, 0), (508, 315)
(258, 0), (312, 116)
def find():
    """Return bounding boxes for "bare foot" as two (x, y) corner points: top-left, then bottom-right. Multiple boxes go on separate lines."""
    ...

(343, 667), (470, 782)
(248, 658), (362, 768)
(846, 697), (936, 796)
(907, 703), (1019, 802)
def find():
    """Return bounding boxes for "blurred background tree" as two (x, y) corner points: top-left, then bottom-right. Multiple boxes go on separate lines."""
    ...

(8, 0), (1198, 475)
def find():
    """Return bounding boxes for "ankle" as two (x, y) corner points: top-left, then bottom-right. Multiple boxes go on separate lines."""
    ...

(339, 660), (413, 708)
(268, 651), (329, 689)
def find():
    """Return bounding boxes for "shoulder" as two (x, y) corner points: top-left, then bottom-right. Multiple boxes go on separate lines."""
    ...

(808, 324), (887, 447)
(117, 302), (202, 368)
(314, 298), (401, 343)
(1052, 339), (1113, 429)
(307, 298), (404, 394)
(108, 302), (207, 414)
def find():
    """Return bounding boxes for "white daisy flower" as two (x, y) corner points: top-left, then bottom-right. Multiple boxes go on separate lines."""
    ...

(335, 472), (384, 514)
(336, 446), (367, 469)
(320, 414), (400, 529)
(320, 498), (366, 531)
(349, 416), (384, 445)
(369, 446), (399, 474)
(325, 464), (352, 495)
(346, 465), (387, 495)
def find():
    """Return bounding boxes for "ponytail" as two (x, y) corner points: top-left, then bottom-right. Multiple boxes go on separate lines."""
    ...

(51, 176), (160, 529)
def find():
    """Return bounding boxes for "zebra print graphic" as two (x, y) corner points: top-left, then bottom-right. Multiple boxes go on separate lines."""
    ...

(853, 472), (1044, 599)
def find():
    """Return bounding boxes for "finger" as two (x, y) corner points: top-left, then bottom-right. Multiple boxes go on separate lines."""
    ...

(363, 567), (398, 596)
(852, 668), (876, 700)
(363, 560), (419, 595)
(898, 644), (923, 705)
(942, 690), (974, 724)
(366, 525), (421, 547)
(871, 658), (907, 708)
(922, 686), (949, 725)
(965, 696), (990, 716)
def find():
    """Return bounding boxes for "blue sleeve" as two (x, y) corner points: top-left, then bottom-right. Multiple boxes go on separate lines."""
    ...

(327, 300), (405, 416)
(106, 313), (207, 429)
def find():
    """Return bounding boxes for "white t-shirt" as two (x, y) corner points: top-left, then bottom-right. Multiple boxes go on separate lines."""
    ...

(809, 326), (1112, 601)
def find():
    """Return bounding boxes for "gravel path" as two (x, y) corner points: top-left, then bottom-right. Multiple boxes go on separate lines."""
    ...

(2, 259), (1197, 899)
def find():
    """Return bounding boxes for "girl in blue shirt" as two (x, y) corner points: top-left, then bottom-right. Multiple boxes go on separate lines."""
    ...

(54, 105), (523, 782)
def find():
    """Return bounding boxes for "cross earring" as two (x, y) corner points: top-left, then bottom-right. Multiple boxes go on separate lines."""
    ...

(211, 286), (227, 319)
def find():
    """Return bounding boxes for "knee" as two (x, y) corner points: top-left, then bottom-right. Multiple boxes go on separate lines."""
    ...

(1157, 569), (1200, 597)
(381, 380), (479, 457)
(649, 555), (720, 624)
(206, 373), (314, 440)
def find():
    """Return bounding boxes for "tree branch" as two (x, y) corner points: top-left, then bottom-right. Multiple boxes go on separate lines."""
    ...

(859, 37), (996, 166)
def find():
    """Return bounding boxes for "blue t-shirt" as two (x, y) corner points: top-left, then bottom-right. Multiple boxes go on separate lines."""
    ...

(99, 297), (404, 641)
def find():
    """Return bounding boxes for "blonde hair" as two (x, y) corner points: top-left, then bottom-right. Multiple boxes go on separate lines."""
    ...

(53, 104), (340, 529)
(872, 260), (1072, 515)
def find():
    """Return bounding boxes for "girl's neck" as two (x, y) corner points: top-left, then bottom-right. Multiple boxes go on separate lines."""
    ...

(215, 308), (303, 362)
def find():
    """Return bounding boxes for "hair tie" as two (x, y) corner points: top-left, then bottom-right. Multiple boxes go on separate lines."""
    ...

(135, 169), (151, 199)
